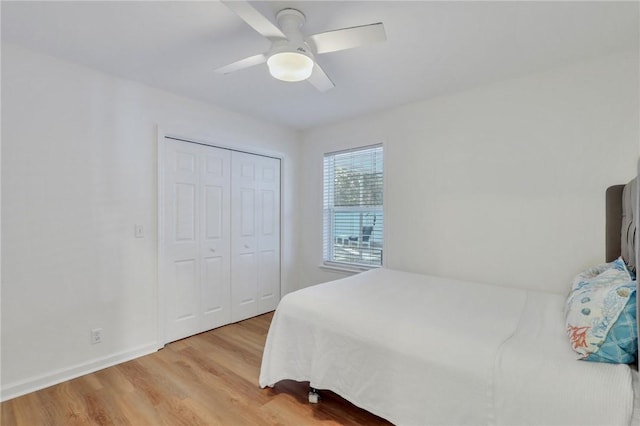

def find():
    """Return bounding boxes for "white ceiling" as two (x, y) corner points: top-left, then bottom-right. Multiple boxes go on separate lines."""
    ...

(2, 1), (638, 130)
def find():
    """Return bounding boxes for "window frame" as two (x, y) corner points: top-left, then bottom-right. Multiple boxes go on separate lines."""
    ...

(322, 144), (383, 270)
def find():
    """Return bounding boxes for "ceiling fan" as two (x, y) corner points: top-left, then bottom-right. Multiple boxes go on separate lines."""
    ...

(215, 1), (386, 92)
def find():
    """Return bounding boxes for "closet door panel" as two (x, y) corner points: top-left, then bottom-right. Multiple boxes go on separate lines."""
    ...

(204, 186), (223, 238)
(200, 255), (225, 318)
(240, 189), (255, 236)
(199, 146), (231, 331)
(164, 140), (201, 342)
(172, 258), (198, 322)
(233, 252), (259, 321)
(231, 152), (259, 322)
(230, 152), (280, 320)
(256, 156), (280, 314)
(175, 184), (197, 241)
(164, 140), (232, 342)
(258, 250), (277, 309)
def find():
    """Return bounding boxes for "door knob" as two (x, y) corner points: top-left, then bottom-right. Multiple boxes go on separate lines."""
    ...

(210, 248), (216, 253)
(244, 244), (250, 249)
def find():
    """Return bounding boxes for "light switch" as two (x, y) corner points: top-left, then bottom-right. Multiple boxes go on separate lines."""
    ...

(134, 224), (144, 238)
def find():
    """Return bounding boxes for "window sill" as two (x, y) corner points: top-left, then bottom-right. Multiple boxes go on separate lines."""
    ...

(319, 262), (379, 274)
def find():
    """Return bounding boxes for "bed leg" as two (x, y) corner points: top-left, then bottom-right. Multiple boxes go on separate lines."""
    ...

(308, 387), (320, 404)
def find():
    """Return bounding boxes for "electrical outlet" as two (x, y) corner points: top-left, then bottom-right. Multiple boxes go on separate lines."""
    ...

(91, 328), (103, 345)
(134, 224), (144, 238)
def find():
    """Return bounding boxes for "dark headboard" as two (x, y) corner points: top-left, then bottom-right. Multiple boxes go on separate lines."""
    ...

(606, 178), (637, 272)
(605, 184), (624, 263)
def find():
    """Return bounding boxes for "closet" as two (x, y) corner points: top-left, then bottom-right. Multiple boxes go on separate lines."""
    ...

(161, 137), (280, 343)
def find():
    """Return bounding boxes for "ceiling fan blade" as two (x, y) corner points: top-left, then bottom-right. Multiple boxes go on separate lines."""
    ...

(308, 23), (386, 55)
(222, 1), (286, 40)
(308, 63), (335, 92)
(214, 53), (266, 75)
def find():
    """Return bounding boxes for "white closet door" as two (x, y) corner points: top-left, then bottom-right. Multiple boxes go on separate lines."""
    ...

(199, 146), (232, 331)
(231, 152), (280, 322)
(164, 140), (200, 342)
(163, 139), (231, 343)
(256, 155), (281, 315)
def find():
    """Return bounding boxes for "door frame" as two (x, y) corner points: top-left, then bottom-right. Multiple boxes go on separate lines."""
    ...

(156, 127), (284, 348)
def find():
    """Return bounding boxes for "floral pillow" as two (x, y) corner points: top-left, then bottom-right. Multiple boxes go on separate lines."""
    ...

(565, 258), (637, 364)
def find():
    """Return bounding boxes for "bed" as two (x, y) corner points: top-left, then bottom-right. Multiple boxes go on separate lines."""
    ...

(259, 179), (639, 425)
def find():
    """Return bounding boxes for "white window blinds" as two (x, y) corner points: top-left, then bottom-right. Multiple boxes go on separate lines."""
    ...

(323, 145), (383, 267)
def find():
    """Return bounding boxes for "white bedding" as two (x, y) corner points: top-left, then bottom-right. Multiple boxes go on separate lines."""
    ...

(259, 268), (635, 425)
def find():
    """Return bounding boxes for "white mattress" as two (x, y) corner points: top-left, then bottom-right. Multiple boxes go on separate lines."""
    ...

(259, 268), (635, 426)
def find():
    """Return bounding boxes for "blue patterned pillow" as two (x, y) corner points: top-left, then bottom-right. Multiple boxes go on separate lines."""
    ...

(565, 258), (637, 364)
(585, 290), (636, 364)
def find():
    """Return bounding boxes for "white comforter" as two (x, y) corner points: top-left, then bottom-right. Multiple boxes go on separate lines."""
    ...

(259, 268), (635, 426)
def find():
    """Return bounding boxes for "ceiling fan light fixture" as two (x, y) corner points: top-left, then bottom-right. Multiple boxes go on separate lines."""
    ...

(267, 51), (314, 82)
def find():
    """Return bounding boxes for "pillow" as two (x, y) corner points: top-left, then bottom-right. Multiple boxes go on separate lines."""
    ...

(565, 257), (637, 364)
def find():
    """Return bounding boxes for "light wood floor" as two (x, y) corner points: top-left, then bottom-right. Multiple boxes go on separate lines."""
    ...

(1, 312), (390, 425)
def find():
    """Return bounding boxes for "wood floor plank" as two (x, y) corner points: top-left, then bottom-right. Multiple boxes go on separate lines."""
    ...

(1, 312), (391, 425)
(37, 381), (92, 425)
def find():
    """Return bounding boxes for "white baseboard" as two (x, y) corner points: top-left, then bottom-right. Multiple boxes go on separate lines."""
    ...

(0, 342), (159, 402)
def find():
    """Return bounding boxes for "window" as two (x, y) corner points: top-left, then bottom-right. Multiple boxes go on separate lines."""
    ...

(323, 145), (383, 268)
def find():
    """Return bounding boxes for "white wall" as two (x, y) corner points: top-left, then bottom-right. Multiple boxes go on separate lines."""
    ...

(0, 43), (300, 399)
(299, 51), (639, 293)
